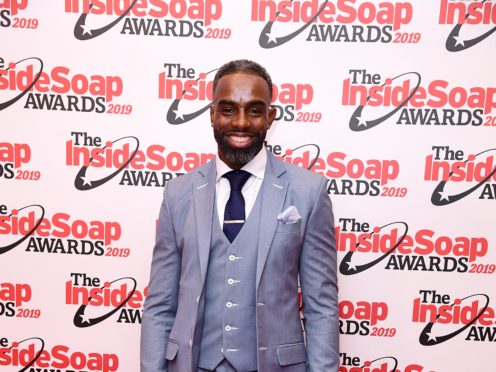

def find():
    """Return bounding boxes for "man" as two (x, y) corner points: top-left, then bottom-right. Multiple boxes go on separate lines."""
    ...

(141, 60), (338, 372)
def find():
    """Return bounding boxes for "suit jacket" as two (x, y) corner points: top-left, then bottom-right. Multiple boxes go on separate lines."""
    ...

(141, 150), (339, 371)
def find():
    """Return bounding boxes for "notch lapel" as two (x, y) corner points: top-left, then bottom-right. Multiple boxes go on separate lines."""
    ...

(193, 161), (216, 285)
(256, 153), (288, 289)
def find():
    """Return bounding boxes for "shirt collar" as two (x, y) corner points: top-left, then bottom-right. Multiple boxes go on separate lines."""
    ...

(215, 147), (267, 182)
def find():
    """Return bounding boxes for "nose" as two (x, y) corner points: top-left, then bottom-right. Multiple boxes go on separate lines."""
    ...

(233, 108), (249, 129)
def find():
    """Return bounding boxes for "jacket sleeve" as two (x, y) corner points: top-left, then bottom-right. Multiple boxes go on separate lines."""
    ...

(299, 177), (339, 371)
(141, 184), (181, 372)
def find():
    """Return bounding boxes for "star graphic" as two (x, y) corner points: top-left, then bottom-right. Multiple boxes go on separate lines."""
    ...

(453, 34), (465, 47)
(80, 312), (91, 324)
(80, 23), (92, 36)
(347, 260), (357, 271)
(80, 176), (92, 187)
(173, 109), (185, 120)
(426, 332), (437, 342)
(356, 116), (368, 127)
(438, 190), (450, 202)
(265, 32), (278, 44)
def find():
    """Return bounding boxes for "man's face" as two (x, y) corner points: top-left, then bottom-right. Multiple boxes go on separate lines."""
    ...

(210, 73), (276, 169)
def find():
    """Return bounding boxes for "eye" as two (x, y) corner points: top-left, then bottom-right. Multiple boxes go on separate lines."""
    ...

(219, 106), (235, 115)
(247, 107), (264, 117)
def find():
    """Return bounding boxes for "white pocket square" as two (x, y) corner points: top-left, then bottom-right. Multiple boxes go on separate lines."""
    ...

(277, 206), (301, 224)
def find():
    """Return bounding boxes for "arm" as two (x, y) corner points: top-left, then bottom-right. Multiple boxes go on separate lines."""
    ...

(141, 184), (181, 372)
(299, 177), (339, 371)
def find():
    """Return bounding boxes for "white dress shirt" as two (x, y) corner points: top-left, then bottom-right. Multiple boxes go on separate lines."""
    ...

(215, 148), (267, 227)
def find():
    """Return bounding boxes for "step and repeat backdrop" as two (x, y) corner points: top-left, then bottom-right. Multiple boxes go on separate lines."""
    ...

(1, 1), (495, 371)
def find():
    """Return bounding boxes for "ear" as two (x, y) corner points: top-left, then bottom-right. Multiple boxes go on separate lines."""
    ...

(210, 103), (215, 126)
(267, 105), (277, 128)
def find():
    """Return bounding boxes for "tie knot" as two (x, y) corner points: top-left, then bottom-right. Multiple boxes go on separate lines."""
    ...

(223, 170), (251, 191)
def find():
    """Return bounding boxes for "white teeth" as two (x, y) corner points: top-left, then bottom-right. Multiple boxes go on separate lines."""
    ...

(231, 136), (249, 143)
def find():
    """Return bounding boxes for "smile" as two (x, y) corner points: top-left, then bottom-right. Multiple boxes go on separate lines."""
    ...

(231, 136), (251, 143)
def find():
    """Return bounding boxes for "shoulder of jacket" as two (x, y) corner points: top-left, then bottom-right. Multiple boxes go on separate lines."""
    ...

(164, 160), (212, 196)
(273, 156), (326, 188)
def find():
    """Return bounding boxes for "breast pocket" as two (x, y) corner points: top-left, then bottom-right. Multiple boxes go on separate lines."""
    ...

(275, 221), (301, 234)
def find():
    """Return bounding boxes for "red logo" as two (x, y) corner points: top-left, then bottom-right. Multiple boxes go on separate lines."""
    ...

(339, 300), (394, 337)
(0, 338), (118, 371)
(0, 142), (39, 181)
(0, 0), (38, 31)
(159, 62), (318, 125)
(66, 273), (147, 327)
(338, 218), (489, 275)
(425, 146), (496, 205)
(0, 58), (129, 114)
(344, 69), (496, 130)
(413, 291), (494, 345)
(0, 208), (122, 256)
(253, 0), (415, 48)
(66, 0), (224, 40)
(66, 132), (215, 189)
(440, 0), (496, 51)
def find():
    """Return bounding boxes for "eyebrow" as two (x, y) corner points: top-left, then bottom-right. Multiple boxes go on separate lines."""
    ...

(215, 99), (269, 107)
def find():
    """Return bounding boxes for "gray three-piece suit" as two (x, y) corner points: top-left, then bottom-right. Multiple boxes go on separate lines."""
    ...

(141, 150), (339, 371)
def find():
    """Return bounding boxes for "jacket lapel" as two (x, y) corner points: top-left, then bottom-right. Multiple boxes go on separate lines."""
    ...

(256, 152), (288, 289)
(193, 161), (216, 285)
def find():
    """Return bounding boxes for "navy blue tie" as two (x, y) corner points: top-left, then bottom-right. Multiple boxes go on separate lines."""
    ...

(223, 170), (251, 243)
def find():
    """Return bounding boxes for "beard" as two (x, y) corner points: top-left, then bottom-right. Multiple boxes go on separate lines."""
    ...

(213, 127), (265, 167)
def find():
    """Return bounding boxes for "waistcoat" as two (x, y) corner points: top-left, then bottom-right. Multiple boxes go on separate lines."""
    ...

(198, 191), (262, 371)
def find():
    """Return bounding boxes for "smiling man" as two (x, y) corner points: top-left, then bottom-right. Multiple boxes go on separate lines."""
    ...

(141, 59), (338, 372)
